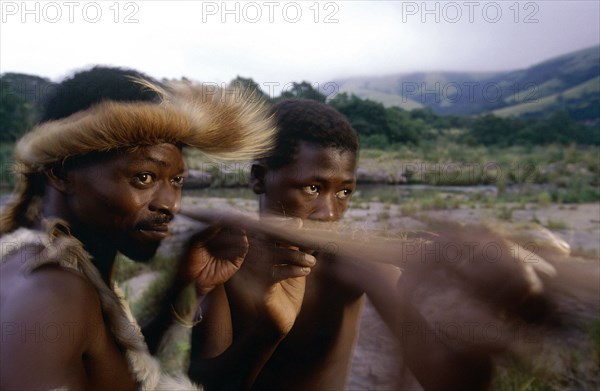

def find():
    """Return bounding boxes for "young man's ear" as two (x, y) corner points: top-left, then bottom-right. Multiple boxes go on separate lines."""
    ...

(45, 166), (70, 193)
(250, 163), (267, 195)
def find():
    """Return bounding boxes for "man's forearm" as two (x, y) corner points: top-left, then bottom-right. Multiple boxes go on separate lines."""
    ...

(141, 280), (198, 354)
(371, 274), (492, 391)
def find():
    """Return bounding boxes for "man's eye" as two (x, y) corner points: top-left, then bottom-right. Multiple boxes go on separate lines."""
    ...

(336, 189), (351, 200)
(172, 176), (185, 187)
(302, 185), (319, 195)
(134, 173), (154, 185)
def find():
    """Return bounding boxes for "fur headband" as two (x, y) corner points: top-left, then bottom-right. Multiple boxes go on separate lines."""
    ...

(1, 80), (276, 234)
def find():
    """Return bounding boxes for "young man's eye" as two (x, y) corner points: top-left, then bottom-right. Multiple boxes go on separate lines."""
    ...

(172, 176), (185, 187)
(335, 189), (352, 200)
(134, 173), (155, 185)
(302, 185), (319, 195)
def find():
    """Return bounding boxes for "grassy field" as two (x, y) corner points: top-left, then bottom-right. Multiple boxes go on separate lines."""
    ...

(357, 143), (599, 203)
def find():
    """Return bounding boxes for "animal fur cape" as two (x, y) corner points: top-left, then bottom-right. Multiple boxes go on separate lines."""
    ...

(0, 221), (202, 390)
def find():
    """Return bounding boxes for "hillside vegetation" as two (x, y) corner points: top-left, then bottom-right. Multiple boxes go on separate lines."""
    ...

(334, 46), (600, 121)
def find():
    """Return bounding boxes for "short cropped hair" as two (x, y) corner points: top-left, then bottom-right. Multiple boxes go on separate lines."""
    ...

(264, 99), (359, 169)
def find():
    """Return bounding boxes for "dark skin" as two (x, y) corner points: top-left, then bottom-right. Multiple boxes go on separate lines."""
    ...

(190, 142), (387, 390)
(189, 141), (492, 391)
(1, 143), (249, 389)
(248, 142), (365, 390)
(187, 142), (356, 389)
(0, 250), (137, 390)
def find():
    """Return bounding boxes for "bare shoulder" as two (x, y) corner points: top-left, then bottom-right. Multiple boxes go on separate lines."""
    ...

(0, 248), (105, 389)
(4, 247), (101, 318)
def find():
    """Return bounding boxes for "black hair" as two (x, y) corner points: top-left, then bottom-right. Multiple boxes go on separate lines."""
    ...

(41, 65), (160, 122)
(264, 99), (359, 169)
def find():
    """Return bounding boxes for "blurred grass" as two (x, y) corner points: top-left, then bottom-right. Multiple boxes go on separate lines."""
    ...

(492, 316), (600, 390)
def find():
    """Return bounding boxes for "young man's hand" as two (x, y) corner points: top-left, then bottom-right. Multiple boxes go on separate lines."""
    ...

(226, 218), (317, 335)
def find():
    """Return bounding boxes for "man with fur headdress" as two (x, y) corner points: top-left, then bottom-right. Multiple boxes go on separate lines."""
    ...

(0, 73), (276, 390)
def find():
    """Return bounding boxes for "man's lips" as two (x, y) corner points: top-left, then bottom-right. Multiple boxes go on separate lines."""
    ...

(137, 224), (170, 241)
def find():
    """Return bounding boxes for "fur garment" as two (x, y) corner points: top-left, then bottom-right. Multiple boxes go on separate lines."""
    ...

(0, 221), (202, 390)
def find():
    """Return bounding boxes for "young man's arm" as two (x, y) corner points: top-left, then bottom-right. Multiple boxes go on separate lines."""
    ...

(366, 266), (492, 391)
(320, 253), (492, 391)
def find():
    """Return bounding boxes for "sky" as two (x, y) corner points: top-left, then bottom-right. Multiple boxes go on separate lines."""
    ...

(1, 1), (599, 95)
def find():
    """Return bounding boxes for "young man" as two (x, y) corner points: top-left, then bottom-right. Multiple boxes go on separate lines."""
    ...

(189, 99), (493, 391)
(0, 78), (276, 389)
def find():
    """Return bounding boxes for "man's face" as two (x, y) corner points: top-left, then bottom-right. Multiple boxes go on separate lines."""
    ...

(256, 141), (357, 222)
(64, 143), (186, 261)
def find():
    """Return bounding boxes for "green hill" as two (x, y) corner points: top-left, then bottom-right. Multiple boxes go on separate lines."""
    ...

(333, 46), (600, 121)
(493, 76), (600, 119)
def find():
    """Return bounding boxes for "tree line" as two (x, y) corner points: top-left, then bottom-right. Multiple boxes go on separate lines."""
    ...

(1, 67), (598, 146)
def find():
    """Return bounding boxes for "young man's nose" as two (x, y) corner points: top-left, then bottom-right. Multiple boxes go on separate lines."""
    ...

(150, 183), (181, 216)
(310, 195), (341, 222)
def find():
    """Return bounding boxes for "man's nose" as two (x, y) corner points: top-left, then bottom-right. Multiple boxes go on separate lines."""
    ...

(310, 194), (340, 222)
(150, 183), (180, 216)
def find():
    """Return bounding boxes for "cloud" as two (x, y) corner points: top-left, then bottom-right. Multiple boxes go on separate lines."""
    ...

(1, 1), (598, 86)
